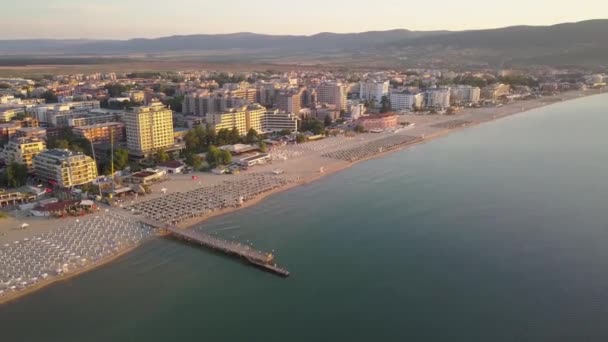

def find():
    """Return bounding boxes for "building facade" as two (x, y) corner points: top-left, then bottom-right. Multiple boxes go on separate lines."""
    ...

(316, 82), (347, 112)
(124, 102), (174, 157)
(73, 122), (125, 144)
(357, 114), (399, 131)
(33, 149), (98, 187)
(450, 86), (481, 105)
(262, 109), (299, 133)
(208, 104), (266, 136)
(425, 88), (451, 110)
(481, 84), (511, 101)
(390, 91), (425, 111)
(3, 137), (47, 171)
(359, 81), (390, 103)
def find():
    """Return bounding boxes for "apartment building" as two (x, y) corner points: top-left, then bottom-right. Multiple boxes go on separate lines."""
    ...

(390, 90), (425, 111)
(262, 109), (299, 133)
(73, 122), (125, 144)
(3, 137), (47, 171)
(124, 102), (175, 157)
(359, 80), (390, 102)
(275, 88), (305, 114)
(481, 84), (511, 101)
(33, 149), (98, 187)
(316, 82), (347, 112)
(450, 85), (481, 105)
(425, 88), (451, 110)
(0, 108), (25, 123)
(182, 91), (248, 117)
(207, 104), (267, 136)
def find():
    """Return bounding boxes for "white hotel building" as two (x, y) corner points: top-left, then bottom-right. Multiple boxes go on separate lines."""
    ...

(389, 91), (425, 111)
(359, 81), (390, 103)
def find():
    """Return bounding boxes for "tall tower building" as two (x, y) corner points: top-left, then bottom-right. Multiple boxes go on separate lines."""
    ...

(124, 102), (174, 158)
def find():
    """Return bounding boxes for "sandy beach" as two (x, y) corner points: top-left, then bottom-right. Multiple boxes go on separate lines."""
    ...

(0, 89), (604, 305)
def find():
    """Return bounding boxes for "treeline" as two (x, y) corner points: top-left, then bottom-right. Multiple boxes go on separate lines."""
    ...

(183, 125), (265, 154)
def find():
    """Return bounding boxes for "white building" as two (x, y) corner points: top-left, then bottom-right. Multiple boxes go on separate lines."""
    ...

(389, 91), (425, 111)
(450, 85), (481, 105)
(262, 109), (299, 133)
(348, 102), (367, 120)
(425, 88), (451, 110)
(33, 149), (98, 188)
(359, 81), (390, 103)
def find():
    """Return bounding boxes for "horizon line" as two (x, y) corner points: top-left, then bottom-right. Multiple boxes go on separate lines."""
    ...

(0, 18), (605, 41)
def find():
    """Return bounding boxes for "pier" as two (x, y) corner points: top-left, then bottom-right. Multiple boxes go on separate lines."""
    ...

(143, 219), (289, 277)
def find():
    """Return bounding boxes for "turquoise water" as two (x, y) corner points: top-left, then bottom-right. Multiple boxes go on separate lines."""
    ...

(2, 94), (608, 341)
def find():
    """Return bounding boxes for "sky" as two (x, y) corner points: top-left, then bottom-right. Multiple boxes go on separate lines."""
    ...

(2, 0), (608, 39)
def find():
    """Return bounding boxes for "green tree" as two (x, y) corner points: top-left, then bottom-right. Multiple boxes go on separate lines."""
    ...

(104, 83), (129, 97)
(53, 139), (71, 150)
(229, 127), (241, 144)
(300, 118), (324, 135)
(6, 162), (27, 188)
(113, 148), (130, 170)
(380, 96), (391, 113)
(278, 129), (292, 136)
(206, 146), (221, 167)
(324, 115), (333, 127)
(259, 141), (268, 153)
(296, 134), (307, 143)
(185, 153), (203, 171)
(184, 129), (201, 153)
(156, 148), (169, 163)
(245, 128), (259, 144)
(40, 90), (58, 103)
(219, 150), (232, 165)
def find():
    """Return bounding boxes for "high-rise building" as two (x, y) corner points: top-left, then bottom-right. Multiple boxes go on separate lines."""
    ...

(124, 102), (174, 157)
(481, 84), (511, 101)
(208, 104), (267, 136)
(275, 88), (305, 114)
(317, 83), (347, 112)
(425, 88), (451, 110)
(450, 86), (481, 105)
(73, 122), (125, 144)
(182, 92), (248, 117)
(3, 137), (47, 171)
(359, 81), (390, 103)
(262, 109), (299, 133)
(33, 149), (98, 187)
(390, 90), (425, 111)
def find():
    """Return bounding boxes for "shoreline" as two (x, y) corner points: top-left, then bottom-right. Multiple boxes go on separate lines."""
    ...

(177, 90), (605, 231)
(1, 89), (604, 306)
(0, 239), (150, 306)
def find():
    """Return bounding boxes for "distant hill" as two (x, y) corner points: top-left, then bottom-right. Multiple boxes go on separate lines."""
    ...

(0, 30), (446, 55)
(1, 20), (607, 67)
(391, 19), (608, 66)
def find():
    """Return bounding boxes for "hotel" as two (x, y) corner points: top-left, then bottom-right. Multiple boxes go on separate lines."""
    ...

(33, 149), (98, 187)
(124, 102), (175, 158)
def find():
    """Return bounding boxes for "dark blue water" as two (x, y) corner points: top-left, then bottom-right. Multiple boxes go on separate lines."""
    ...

(1, 94), (608, 342)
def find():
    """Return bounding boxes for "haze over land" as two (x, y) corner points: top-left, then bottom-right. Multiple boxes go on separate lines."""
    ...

(1, 20), (608, 69)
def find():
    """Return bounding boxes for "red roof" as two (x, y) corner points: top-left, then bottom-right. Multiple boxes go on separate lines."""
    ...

(37, 200), (79, 212)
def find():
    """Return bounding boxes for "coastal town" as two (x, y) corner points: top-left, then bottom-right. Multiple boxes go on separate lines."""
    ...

(0, 66), (606, 303)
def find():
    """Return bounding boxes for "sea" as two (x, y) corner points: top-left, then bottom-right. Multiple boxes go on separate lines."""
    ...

(1, 94), (608, 342)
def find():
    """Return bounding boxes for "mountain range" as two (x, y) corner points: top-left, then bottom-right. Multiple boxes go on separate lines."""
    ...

(1, 20), (607, 68)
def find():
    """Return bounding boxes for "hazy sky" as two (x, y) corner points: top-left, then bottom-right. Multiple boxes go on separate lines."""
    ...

(2, 0), (607, 39)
